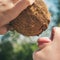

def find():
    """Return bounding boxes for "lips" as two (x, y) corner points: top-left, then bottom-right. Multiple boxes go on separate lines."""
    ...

(37, 28), (55, 48)
(37, 37), (51, 49)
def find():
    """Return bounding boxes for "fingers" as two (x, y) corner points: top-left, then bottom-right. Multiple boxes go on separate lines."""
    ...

(0, 0), (14, 12)
(0, 0), (35, 28)
(37, 37), (51, 49)
(0, 25), (8, 35)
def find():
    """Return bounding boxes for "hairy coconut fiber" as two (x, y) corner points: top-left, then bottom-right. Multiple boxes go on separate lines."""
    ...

(9, 0), (50, 36)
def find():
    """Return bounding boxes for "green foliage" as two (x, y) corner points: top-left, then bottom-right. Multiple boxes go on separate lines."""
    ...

(0, 41), (14, 60)
(1, 31), (20, 42)
(15, 43), (37, 60)
(0, 41), (37, 60)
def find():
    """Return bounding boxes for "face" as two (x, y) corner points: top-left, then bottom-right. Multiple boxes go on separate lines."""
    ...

(33, 27), (60, 60)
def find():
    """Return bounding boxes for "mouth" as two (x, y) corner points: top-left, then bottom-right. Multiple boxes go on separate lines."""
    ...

(37, 37), (51, 49)
(37, 28), (55, 49)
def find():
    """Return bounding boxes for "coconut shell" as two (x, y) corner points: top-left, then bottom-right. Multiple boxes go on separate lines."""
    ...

(9, 0), (50, 36)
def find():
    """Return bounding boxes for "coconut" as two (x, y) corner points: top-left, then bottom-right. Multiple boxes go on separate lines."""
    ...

(9, 0), (50, 36)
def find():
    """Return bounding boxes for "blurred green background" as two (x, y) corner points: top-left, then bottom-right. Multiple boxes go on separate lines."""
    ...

(0, 0), (60, 60)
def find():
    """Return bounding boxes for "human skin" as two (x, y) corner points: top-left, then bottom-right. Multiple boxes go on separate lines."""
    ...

(0, 0), (35, 34)
(33, 27), (60, 60)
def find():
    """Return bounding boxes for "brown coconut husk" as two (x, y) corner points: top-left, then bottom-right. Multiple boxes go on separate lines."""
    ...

(9, 0), (50, 36)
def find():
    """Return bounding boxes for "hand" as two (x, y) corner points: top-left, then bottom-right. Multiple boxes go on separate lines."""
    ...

(0, 0), (35, 34)
(33, 27), (60, 60)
